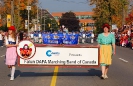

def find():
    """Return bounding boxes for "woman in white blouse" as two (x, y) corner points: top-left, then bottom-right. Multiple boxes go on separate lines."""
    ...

(5, 26), (18, 81)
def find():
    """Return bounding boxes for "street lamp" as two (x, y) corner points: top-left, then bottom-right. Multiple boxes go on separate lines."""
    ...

(26, 5), (31, 36)
(11, 0), (14, 26)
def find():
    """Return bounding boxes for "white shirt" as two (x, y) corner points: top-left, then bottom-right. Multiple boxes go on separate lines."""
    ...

(91, 33), (94, 38)
(39, 34), (42, 38)
(5, 35), (18, 45)
(30, 34), (33, 38)
(82, 34), (86, 38)
(127, 30), (131, 36)
(0, 34), (2, 40)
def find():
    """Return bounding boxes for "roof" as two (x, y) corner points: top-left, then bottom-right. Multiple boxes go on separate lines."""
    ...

(52, 11), (94, 17)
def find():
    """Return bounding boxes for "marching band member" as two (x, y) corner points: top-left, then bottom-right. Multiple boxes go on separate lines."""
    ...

(58, 31), (63, 44)
(38, 32), (42, 43)
(81, 31), (86, 44)
(42, 31), (48, 44)
(52, 31), (58, 44)
(91, 32), (94, 43)
(97, 23), (116, 79)
(5, 26), (18, 80)
(30, 32), (34, 42)
(63, 31), (68, 44)
(47, 32), (52, 44)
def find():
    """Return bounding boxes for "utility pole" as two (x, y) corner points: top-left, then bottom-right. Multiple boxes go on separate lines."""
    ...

(17, 0), (20, 32)
(44, 15), (45, 31)
(41, 7), (42, 31)
(37, 0), (39, 31)
(11, 0), (14, 26)
(27, 0), (31, 36)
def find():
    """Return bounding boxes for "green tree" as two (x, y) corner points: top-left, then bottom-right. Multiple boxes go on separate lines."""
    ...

(1, 0), (38, 31)
(59, 11), (80, 32)
(43, 18), (58, 32)
(89, 0), (129, 33)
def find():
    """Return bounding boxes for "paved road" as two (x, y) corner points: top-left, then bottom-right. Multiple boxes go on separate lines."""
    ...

(0, 43), (133, 86)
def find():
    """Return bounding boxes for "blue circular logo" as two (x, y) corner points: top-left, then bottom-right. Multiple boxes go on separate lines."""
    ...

(46, 50), (52, 57)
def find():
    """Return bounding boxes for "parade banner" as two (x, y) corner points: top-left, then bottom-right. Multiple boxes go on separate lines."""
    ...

(17, 40), (99, 67)
(7, 15), (11, 27)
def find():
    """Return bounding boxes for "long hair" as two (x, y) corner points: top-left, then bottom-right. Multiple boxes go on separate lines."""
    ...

(7, 31), (16, 41)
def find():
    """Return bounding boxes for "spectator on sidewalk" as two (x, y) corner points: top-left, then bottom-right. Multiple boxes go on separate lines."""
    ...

(19, 31), (24, 41)
(0, 30), (3, 47)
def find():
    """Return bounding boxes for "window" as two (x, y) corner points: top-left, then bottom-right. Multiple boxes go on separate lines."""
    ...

(54, 16), (61, 20)
(87, 23), (95, 26)
(80, 15), (84, 19)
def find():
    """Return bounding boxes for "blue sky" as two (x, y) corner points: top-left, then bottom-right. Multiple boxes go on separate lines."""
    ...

(39, 0), (95, 13)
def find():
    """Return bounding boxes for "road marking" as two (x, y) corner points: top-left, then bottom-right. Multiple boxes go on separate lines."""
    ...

(119, 58), (128, 63)
(1, 55), (5, 57)
(50, 66), (58, 86)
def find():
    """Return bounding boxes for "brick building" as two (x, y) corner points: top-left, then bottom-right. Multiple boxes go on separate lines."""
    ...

(52, 11), (95, 31)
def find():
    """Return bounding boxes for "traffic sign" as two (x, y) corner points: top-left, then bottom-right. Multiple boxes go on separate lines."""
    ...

(26, 6), (31, 10)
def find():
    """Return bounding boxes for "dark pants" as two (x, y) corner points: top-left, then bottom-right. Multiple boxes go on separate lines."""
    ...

(0, 40), (3, 46)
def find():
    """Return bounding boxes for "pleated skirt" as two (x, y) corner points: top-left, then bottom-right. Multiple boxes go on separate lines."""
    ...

(5, 47), (17, 65)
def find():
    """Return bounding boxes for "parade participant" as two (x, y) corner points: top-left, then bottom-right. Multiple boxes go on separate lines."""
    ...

(5, 26), (18, 80)
(75, 31), (80, 44)
(67, 32), (72, 44)
(47, 32), (52, 44)
(86, 31), (91, 43)
(42, 31), (48, 44)
(19, 31), (23, 41)
(58, 31), (63, 44)
(91, 32), (94, 43)
(97, 23), (116, 79)
(38, 32), (42, 43)
(34, 31), (38, 43)
(30, 32), (34, 42)
(82, 32), (86, 43)
(69, 32), (76, 44)
(52, 31), (58, 44)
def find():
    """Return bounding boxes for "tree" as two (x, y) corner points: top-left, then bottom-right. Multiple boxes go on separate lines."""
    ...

(41, 17), (58, 32)
(125, 7), (133, 24)
(89, 0), (129, 33)
(59, 11), (80, 32)
(1, 0), (38, 31)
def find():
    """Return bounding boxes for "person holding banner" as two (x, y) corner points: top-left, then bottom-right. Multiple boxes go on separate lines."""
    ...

(42, 31), (48, 44)
(4, 26), (18, 80)
(47, 32), (52, 44)
(97, 23), (116, 79)
(58, 31), (63, 44)
(52, 31), (59, 44)
(63, 31), (69, 44)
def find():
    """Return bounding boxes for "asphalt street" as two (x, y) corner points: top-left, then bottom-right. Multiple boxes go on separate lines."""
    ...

(0, 43), (133, 86)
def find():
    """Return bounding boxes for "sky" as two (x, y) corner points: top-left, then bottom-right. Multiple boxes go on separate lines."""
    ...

(38, 0), (95, 13)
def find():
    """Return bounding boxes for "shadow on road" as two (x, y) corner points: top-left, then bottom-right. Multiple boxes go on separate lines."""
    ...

(13, 69), (101, 78)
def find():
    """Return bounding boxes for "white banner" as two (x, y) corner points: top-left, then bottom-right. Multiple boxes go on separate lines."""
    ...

(17, 40), (99, 66)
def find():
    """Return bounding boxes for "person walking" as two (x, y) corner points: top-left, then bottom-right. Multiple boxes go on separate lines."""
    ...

(19, 31), (23, 41)
(97, 23), (116, 79)
(0, 30), (3, 47)
(5, 26), (18, 81)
